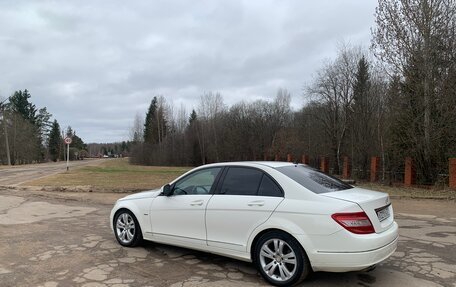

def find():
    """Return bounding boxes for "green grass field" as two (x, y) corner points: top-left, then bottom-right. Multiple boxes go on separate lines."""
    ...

(25, 158), (191, 192)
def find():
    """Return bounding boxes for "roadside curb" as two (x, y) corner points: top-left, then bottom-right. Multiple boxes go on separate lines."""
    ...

(0, 185), (140, 194)
(389, 195), (455, 201)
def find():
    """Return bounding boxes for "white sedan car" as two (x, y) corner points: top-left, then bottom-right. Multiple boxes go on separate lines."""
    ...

(110, 161), (398, 286)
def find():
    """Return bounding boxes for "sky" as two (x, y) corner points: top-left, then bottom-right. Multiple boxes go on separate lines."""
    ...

(0, 0), (378, 143)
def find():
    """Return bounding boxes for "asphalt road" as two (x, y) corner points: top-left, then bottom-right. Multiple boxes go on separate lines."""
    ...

(0, 162), (455, 287)
(0, 159), (103, 186)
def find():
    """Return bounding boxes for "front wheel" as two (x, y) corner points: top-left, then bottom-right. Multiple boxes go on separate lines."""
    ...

(114, 209), (143, 247)
(254, 231), (310, 286)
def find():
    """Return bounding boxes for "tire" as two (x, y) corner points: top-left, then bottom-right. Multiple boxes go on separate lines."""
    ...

(114, 209), (143, 247)
(254, 231), (310, 286)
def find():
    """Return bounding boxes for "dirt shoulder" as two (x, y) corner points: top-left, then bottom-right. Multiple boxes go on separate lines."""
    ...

(391, 197), (456, 218)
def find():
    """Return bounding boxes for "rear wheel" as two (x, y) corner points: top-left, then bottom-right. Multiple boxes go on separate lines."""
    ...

(114, 209), (142, 247)
(254, 231), (310, 286)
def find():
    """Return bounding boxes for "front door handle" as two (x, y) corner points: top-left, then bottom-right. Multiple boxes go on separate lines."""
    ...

(190, 200), (204, 206)
(248, 200), (265, 207)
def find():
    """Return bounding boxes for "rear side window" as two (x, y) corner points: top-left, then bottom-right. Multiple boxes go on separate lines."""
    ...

(275, 165), (353, 194)
(258, 175), (283, 197)
(219, 167), (263, 196)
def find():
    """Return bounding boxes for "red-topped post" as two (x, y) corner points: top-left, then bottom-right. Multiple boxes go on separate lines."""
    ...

(449, 158), (456, 189)
(343, 156), (351, 179)
(287, 154), (292, 162)
(404, 157), (416, 187)
(320, 157), (329, 173)
(370, 156), (380, 182)
(302, 155), (310, 165)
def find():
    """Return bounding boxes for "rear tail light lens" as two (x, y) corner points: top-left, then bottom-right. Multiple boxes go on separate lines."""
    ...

(331, 212), (375, 234)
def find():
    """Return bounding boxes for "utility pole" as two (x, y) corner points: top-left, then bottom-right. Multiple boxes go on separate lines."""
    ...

(0, 98), (11, 166)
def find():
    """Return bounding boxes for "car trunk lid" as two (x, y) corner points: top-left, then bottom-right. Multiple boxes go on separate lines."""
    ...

(322, 187), (394, 233)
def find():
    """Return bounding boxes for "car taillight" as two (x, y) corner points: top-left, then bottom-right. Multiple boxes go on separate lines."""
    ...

(331, 212), (375, 234)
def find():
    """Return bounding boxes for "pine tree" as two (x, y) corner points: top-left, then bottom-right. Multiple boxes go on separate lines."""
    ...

(189, 109), (197, 124)
(36, 107), (52, 139)
(71, 131), (87, 151)
(66, 126), (74, 138)
(144, 97), (158, 144)
(351, 56), (373, 179)
(48, 120), (61, 162)
(9, 89), (37, 124)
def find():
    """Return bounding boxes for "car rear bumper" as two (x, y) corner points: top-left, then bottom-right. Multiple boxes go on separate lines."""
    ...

(310, 234), (398, 272)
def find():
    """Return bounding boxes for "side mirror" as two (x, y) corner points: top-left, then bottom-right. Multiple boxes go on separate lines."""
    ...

(162, 184), (173, 196)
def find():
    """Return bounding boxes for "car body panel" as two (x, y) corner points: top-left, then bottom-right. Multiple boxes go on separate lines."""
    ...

(321, 187), (395, 233)
(206, 194), (283, 251)
(149, 194), (211, 243)
(110, 161), (398, 273)
(300, 231), (398, 272)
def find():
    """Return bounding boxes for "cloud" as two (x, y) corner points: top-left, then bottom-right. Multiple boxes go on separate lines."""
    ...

(0, 0), (377, 142)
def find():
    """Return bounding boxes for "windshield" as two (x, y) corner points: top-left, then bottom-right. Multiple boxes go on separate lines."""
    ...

(275, 164), (353, 194)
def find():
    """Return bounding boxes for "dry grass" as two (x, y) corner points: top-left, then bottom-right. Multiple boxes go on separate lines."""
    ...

(358, 182), (456, 200)
(22, 158), (456, 199)
(24, 158), (191, 192)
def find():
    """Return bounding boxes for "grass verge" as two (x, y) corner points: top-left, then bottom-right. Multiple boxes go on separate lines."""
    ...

(358, 182), (456, 200)
(24, 158), (191, 192)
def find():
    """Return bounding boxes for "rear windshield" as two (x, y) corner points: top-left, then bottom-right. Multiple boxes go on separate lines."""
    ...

(275, 165), (353, 194)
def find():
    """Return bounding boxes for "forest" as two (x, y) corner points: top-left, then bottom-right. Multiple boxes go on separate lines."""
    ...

(130, 0), (456, 185)
(0, 90), (87, 164)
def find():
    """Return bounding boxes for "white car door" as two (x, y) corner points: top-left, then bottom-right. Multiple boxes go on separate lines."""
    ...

(206, 167), (284, 252)
(150, 167), (222, 246)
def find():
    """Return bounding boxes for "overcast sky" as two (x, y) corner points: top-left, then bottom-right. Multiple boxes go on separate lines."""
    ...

(0, 0), (378, 143)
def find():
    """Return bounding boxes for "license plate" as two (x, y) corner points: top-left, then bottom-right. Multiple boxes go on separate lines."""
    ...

(375, 204), (391, 222)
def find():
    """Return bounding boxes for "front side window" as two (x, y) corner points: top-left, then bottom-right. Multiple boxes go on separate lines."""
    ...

(275, 165), (353, 194)
(173, 167), (222, 195)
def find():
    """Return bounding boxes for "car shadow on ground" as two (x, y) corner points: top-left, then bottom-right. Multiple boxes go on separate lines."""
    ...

(139, 241), (379, 286)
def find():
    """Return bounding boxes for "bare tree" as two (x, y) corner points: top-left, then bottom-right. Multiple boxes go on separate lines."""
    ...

(129, 112), (144, 143)
(307, 45), (361, 174)
(197, 92), (225, 163)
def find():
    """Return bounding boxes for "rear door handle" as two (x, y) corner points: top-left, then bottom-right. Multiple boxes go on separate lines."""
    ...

(248, 200), (265, 207)
(190, 200), (204, 206)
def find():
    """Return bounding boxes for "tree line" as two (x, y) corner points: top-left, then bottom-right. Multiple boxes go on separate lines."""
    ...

(86, 142), (131, 157)
(130, 0), (456, 185)
(0, 89), (87, 164)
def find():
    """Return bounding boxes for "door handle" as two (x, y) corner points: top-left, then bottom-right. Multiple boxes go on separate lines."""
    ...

(190, 200), (204, 206)
(248, 200), (265, 207)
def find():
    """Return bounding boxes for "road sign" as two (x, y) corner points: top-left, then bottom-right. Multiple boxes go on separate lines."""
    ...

(64, 137), (72, 171)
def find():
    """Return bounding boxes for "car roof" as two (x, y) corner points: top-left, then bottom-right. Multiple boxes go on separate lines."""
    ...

(200, 161), (297, 169)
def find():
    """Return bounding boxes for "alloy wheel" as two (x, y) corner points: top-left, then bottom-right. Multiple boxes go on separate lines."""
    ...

(116, 212), (136, 244)
(259, 238), (297, 282)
